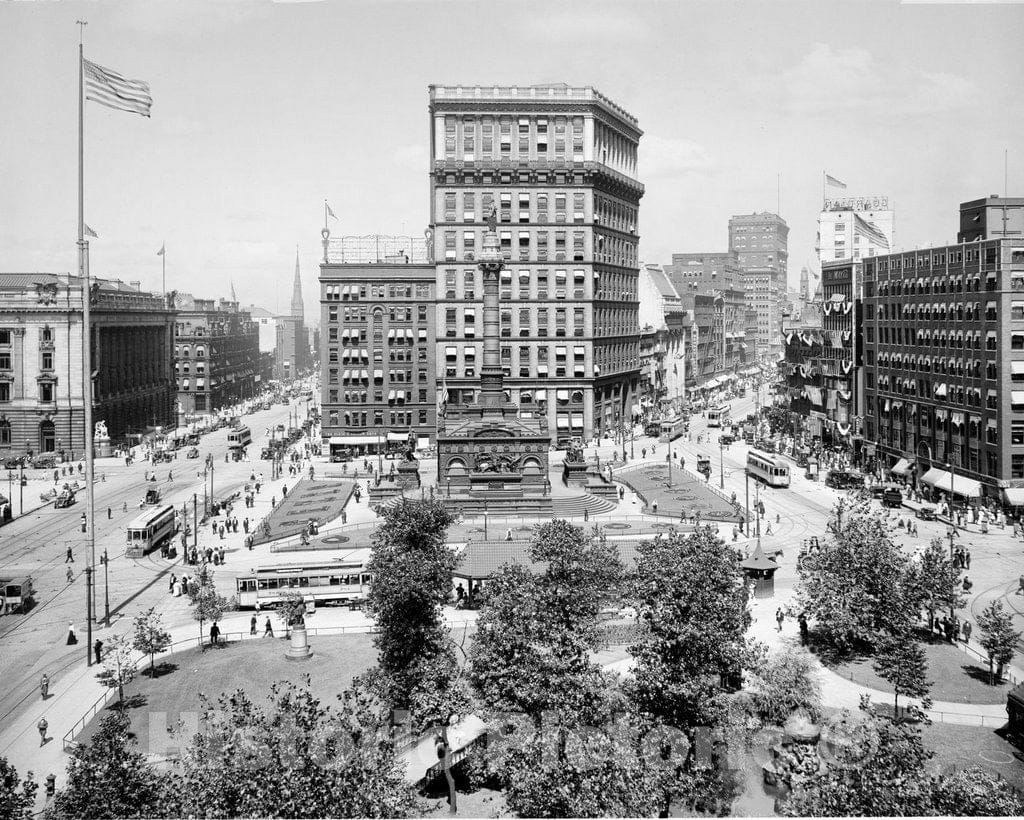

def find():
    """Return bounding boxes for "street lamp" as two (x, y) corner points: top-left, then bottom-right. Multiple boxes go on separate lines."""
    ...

(100, 550), (110, 626)
(719, 435), (725, 490)
(666, 451), (673, 488)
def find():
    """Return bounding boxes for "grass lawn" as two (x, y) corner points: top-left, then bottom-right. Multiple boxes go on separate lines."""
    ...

(827, 637), (1009, 704)
(79, 633), (378, 751)
(921, 722), (1024, 791)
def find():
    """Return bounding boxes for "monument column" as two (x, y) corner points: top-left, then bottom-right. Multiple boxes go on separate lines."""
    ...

(478, 210), (505, 413)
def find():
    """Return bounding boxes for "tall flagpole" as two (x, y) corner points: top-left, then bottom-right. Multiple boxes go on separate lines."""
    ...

(162, 243), (166, 302)
(77, 20), (97, 664)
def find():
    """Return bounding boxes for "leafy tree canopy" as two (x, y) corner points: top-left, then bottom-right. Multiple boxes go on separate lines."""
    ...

(0, 756), (37, 820)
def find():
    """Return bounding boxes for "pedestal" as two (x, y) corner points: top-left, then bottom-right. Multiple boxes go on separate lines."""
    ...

(285, 625), (312, 661)
(96, 437), (113, 458)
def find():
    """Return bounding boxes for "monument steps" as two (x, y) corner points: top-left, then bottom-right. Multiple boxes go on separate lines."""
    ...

(550, 494), (618, 518)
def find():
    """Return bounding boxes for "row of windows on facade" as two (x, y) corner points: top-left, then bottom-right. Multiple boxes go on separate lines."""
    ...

(327, 348), (421, 364)
(867, 374), (995, 404)
(0, 383), (56, 402)
(328, 305), (429, 324)
(328, 388), (428, 405)
(443, 268), (636, 302)
(866, 273), (1022, 299)
(323, 284), (432, 301)
(867, 424), (1007, 479)
(439, 191), (637, 234)
(444, 306), (587, 337)
(175, 322), (255, 337)
(0, 328), (53, 345)
(327, 327), (428, 346)
(329, 410), (421, 428)
(871, 415), (1011, 471)
(442, 229), (636, 268)
(868, 245), (1003, 273)
(329, 368), (421, 385)
(443, 115), (586, 162)
(864, 312), (1022, 346)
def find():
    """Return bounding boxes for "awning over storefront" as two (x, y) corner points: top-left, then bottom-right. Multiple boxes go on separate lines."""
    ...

(890, 458), (911, 476)
(920, 468), (982, 497)
(329, 435), (380, 446)
(1003, 488), (1024, 506)
(386, 432), (408, 442)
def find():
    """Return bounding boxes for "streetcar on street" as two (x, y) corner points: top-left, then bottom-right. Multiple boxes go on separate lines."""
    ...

(227, 425), (252, 452)
(706, 404), (731, 429)
(235, 550), (372, 608)
(126, 504), (177, 558)
(658, 416), (688, 442)
(746, 449), (791, 488)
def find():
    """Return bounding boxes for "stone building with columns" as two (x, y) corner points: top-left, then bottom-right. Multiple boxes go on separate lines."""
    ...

(0, 273), (175, 457)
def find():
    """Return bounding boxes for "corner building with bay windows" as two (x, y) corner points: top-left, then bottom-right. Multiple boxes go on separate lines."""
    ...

(428, 84), (643, 443)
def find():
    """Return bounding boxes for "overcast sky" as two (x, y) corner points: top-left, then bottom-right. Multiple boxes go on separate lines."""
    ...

(2, 0), (1022, 316)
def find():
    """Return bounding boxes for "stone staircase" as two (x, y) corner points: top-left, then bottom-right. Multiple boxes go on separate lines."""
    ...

(550, 494), (618, 518)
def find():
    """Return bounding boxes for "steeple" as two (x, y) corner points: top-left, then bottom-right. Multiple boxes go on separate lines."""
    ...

(290, 245), (304, 320)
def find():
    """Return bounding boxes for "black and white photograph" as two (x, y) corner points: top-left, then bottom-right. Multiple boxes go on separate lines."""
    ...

(1, 0), (1024, 816)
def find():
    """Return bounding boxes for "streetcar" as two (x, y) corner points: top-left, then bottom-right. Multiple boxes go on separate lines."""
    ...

(227, 425), (252, 451)
(1, 576), (33, 614)
(126, 504), (177, 558)
(706, 404), (731, 429)
(658, 416), (688, 442)
(235, 551), (372, 608)
(745, 449), (791, 488)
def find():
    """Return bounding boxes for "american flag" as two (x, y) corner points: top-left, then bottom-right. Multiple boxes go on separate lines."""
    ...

(84, 58), (152, 118)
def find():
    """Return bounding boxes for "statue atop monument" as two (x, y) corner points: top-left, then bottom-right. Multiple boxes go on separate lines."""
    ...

(94, 420), (109, 441)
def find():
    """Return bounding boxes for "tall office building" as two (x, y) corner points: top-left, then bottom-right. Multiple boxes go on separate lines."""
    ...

(427, 84), (644, 443)
(729, 212), (789, 362)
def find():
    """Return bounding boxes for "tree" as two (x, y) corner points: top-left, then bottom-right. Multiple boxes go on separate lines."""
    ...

(627, 528), (753, 814)
(94, 634), (136, 708)
(469, 521), (623, 726)
(904, 537), (963, 630)
(0, 756), (37, 820)
(749, 647), (822, 726)
(630, 528), (753, 731)
(872, 634), (931, 718)
(131, 607), (171, 678)
(365, 498), (464, 732)
(189, 570), (229, 647)
(976, 600), (1021, 684)
(796, 505), (915, 655)
(782, 705), (935, 817)
(48, 712), (174, 819)
(931, 766), (1024, 816)
(176, 680), (417, 818)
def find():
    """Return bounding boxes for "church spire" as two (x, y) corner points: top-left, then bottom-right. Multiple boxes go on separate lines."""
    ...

(290, 244), (304, 320)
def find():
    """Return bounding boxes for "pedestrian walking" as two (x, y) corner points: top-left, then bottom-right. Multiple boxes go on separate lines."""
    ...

(123, 501), (128, 513)
(66, 622), (78, 645)
(37, 718), (48, 746)
(263, 617), (274, 637)
(169, 574), (176, 594)
(965, 549), (971, 570)
(766, 522), (773, 535)
(652, 499), (658, 514)
(962, 621), (973, 642)
(775, 608), (784, 631)
(65, 566), (74, 584)
(40, 673), (50, 699)
(107, 507), (112, 519)
(798, 612), (809, 645)
(209, 622), (220, 646)
(65, 546), (74, 563)
(250, 615), (257, 636)
(94, 639), (103, 666)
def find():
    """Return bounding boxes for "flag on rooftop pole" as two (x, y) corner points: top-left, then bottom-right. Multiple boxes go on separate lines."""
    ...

(326, 202), (338, 220)
(824, 173), (847, 190)
(84, 224), (98, 238)
(157, 243), (165, 256)
(83, 58), (152, 118)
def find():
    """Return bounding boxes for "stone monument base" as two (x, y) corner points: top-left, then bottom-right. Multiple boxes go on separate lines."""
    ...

(285, 625), (313, 661)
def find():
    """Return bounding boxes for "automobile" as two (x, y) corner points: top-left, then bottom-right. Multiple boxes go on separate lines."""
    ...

(30, 454), (57, 469)
(916, 506), (937, 521)
(276, 423), (286, 432)
(151, 451), (173, 464)
(186, 447), (200, 459)
(754, 439), (776, 453)
(882, 488), (904, 509)
(825, 470), (851, 489)
(870, 485), (887, 499)
(2, 456), (25, 469)
(719, 434), (735, 446)
(261, 447), (275, 460)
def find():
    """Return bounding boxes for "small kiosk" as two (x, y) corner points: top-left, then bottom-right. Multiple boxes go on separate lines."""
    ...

(741, 545), (780, 599)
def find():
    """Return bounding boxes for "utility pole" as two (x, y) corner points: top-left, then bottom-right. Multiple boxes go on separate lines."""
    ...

(719, 436), (725, 489)
(100, 550), (110, 626)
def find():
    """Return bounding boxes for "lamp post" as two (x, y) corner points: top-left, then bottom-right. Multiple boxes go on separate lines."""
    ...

(719, 435), (725, 490)
(744, 468), (750, 536)
(100, 550), (110, 626)
(666, 451), (673, 488)
(946, 460), (957, 545)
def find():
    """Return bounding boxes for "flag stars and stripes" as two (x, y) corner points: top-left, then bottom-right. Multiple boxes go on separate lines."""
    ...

(84, 58), (152, 118)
